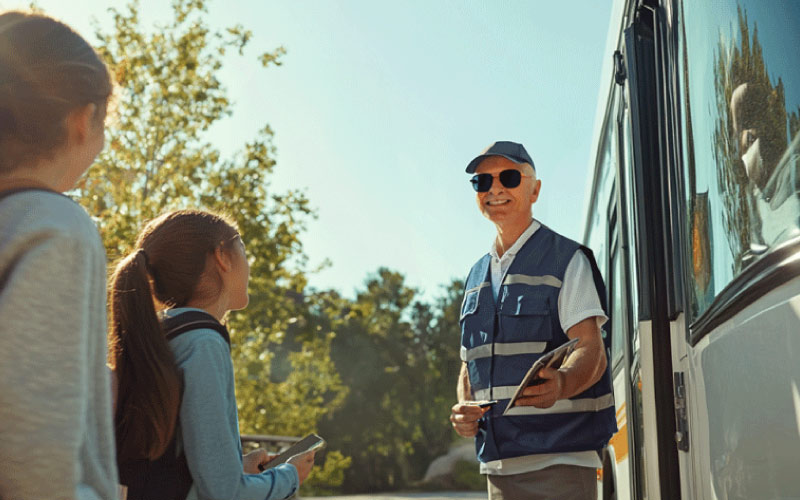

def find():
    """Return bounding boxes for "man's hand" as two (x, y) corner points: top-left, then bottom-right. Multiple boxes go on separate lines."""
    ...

(514, 366), (565, 409)
(450, 403), (489, 437)
(512, 316), (607, 410)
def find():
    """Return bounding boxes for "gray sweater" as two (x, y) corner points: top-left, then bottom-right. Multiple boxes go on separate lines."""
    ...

(0, 190), (118, 500)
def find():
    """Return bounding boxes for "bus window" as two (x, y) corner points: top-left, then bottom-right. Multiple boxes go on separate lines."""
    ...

(610, 245), (624, 368)
(620, 100), (640, 357)
(585, 89), (619, 286)
(677, 1), (800, 319)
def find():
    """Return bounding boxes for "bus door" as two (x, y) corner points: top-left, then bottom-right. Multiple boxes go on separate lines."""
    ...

(614, 76), (646, 500)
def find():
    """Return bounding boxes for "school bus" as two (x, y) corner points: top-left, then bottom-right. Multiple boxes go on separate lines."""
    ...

(584, 0), (800, 498)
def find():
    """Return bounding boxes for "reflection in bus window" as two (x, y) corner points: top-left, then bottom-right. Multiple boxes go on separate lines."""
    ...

(679, 1), (800, 319)
(586, 100), (618, 278)
(610, 248), (624, 368)
(610, 249), (627, 368)
(621, 104), (640, 355)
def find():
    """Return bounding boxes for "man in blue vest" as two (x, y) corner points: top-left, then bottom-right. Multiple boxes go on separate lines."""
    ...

(449, 141), (616, 500)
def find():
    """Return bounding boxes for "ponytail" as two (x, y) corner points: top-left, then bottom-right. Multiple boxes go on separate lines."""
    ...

(109, 249), (181, 462)
(110, 210), (239, 462)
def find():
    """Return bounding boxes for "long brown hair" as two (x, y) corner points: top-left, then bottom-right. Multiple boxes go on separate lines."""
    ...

(0, 11), (111, 172)
(109, 210), (239, 461)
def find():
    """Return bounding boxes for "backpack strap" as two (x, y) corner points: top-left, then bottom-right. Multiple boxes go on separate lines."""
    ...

(162, 310), (230, 346)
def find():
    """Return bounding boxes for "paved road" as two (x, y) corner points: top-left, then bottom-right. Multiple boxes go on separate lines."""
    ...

(302, 492), (486, 499)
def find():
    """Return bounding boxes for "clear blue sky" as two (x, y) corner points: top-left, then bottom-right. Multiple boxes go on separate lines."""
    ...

(4, 0), (614, 300)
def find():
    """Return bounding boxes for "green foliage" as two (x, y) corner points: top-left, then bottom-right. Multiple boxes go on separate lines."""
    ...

(415, 458), (484, 493)
(73, 0), (350, 490)
(451, 460), (486, 491)
(303, 450), (353, 496)
(317, 270), (465, 493)
(236, 334), (347, 437)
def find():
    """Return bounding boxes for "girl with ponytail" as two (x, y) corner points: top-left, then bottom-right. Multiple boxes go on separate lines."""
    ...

(0, 11), (117, 500)
(109, 210), (314, 500)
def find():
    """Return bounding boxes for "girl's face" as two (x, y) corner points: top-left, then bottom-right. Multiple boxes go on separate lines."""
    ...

(58, 102), (106, 192)
(226, 235), (250, 311)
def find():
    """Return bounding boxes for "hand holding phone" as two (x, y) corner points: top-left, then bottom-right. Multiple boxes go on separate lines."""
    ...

(287, 449), (316, 484)
(463, 400), (498, 408)
(258, 434), (325, 472)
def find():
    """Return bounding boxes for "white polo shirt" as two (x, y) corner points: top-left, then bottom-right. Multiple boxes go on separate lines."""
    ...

(481, 218), (607, 475)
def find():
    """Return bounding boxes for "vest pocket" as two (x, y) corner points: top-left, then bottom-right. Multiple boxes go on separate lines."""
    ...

(460, 288), (489, 363)
(498, 294), (553, 342)
(460, 289), (480, 321)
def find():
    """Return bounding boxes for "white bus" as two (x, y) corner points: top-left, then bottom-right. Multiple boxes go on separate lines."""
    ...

(584, 1), (800, 499)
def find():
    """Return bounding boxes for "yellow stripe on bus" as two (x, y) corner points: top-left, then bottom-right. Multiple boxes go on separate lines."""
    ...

(609, 422), (629, 463)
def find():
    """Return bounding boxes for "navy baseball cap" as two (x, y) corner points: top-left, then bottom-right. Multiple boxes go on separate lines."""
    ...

(465, 141), (536, 174)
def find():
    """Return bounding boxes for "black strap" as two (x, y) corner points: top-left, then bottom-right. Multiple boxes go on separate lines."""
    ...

(578, 245), (609, 314)
(579, 245), (612, 355)
(162, 310), (230, 346)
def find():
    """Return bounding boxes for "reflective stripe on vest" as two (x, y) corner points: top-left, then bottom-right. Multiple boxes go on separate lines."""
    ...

(473, 389), (615, 416)
(480, 450), (602, 476)
(502, 273), (563, 288)
(464, 281), (491, 296)
(460, 341), (548, 362)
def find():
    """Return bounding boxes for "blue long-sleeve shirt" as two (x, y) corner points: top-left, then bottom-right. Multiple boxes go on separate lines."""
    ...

(165, 308), (299, 500)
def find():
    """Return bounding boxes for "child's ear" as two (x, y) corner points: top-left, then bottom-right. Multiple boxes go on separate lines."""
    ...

(66, 102), (97, 144)
(213, 245), (232, 273)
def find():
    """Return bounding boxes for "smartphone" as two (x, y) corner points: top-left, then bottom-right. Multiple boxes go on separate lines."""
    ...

(463, 400), (498, 408)
(258, 433), (325, 472)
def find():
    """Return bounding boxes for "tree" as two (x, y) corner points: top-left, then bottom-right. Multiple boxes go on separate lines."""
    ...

(711, 7), (796, 274)
(412, 279), (465, 465)
(317, 269), (465, 493)
(74, 0), (349, 489)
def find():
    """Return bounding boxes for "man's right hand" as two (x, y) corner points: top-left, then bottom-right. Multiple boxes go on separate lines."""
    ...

(287, 450), (316, 485)
(450, 403), (489, 438)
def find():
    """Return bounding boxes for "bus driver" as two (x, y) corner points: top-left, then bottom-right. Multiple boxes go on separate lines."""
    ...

(450, 141), (617, 500)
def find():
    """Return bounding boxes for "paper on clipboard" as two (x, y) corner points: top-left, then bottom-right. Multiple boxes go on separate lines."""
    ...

(502, 337), (580, 415)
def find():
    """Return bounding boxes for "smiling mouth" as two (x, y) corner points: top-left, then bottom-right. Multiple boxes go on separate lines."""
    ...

(487, 200), (510, 206)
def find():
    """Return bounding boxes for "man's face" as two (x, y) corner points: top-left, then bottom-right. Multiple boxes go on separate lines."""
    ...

(474, 156), (541, 225)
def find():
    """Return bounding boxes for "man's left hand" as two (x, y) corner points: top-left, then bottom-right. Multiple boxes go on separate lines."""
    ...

(514, 367), (565, 409)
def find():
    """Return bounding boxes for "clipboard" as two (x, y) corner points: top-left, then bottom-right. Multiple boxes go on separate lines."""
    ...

(502, 337), (579, 415)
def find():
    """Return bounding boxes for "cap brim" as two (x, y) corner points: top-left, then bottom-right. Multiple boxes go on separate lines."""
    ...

(465, 153), (527, 174)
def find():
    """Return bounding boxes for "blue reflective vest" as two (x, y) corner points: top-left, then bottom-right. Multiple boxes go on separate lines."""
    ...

(460, 224), (616, 464)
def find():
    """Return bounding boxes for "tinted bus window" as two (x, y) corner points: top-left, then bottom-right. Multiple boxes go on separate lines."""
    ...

(610, 246), (624, 368)
(620, 101), (640, 356)
(585, 95), (618, 277)
(678, 1), (800, 319)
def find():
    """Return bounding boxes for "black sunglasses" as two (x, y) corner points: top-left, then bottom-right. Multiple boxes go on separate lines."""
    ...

(470, 169), (530, 192)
